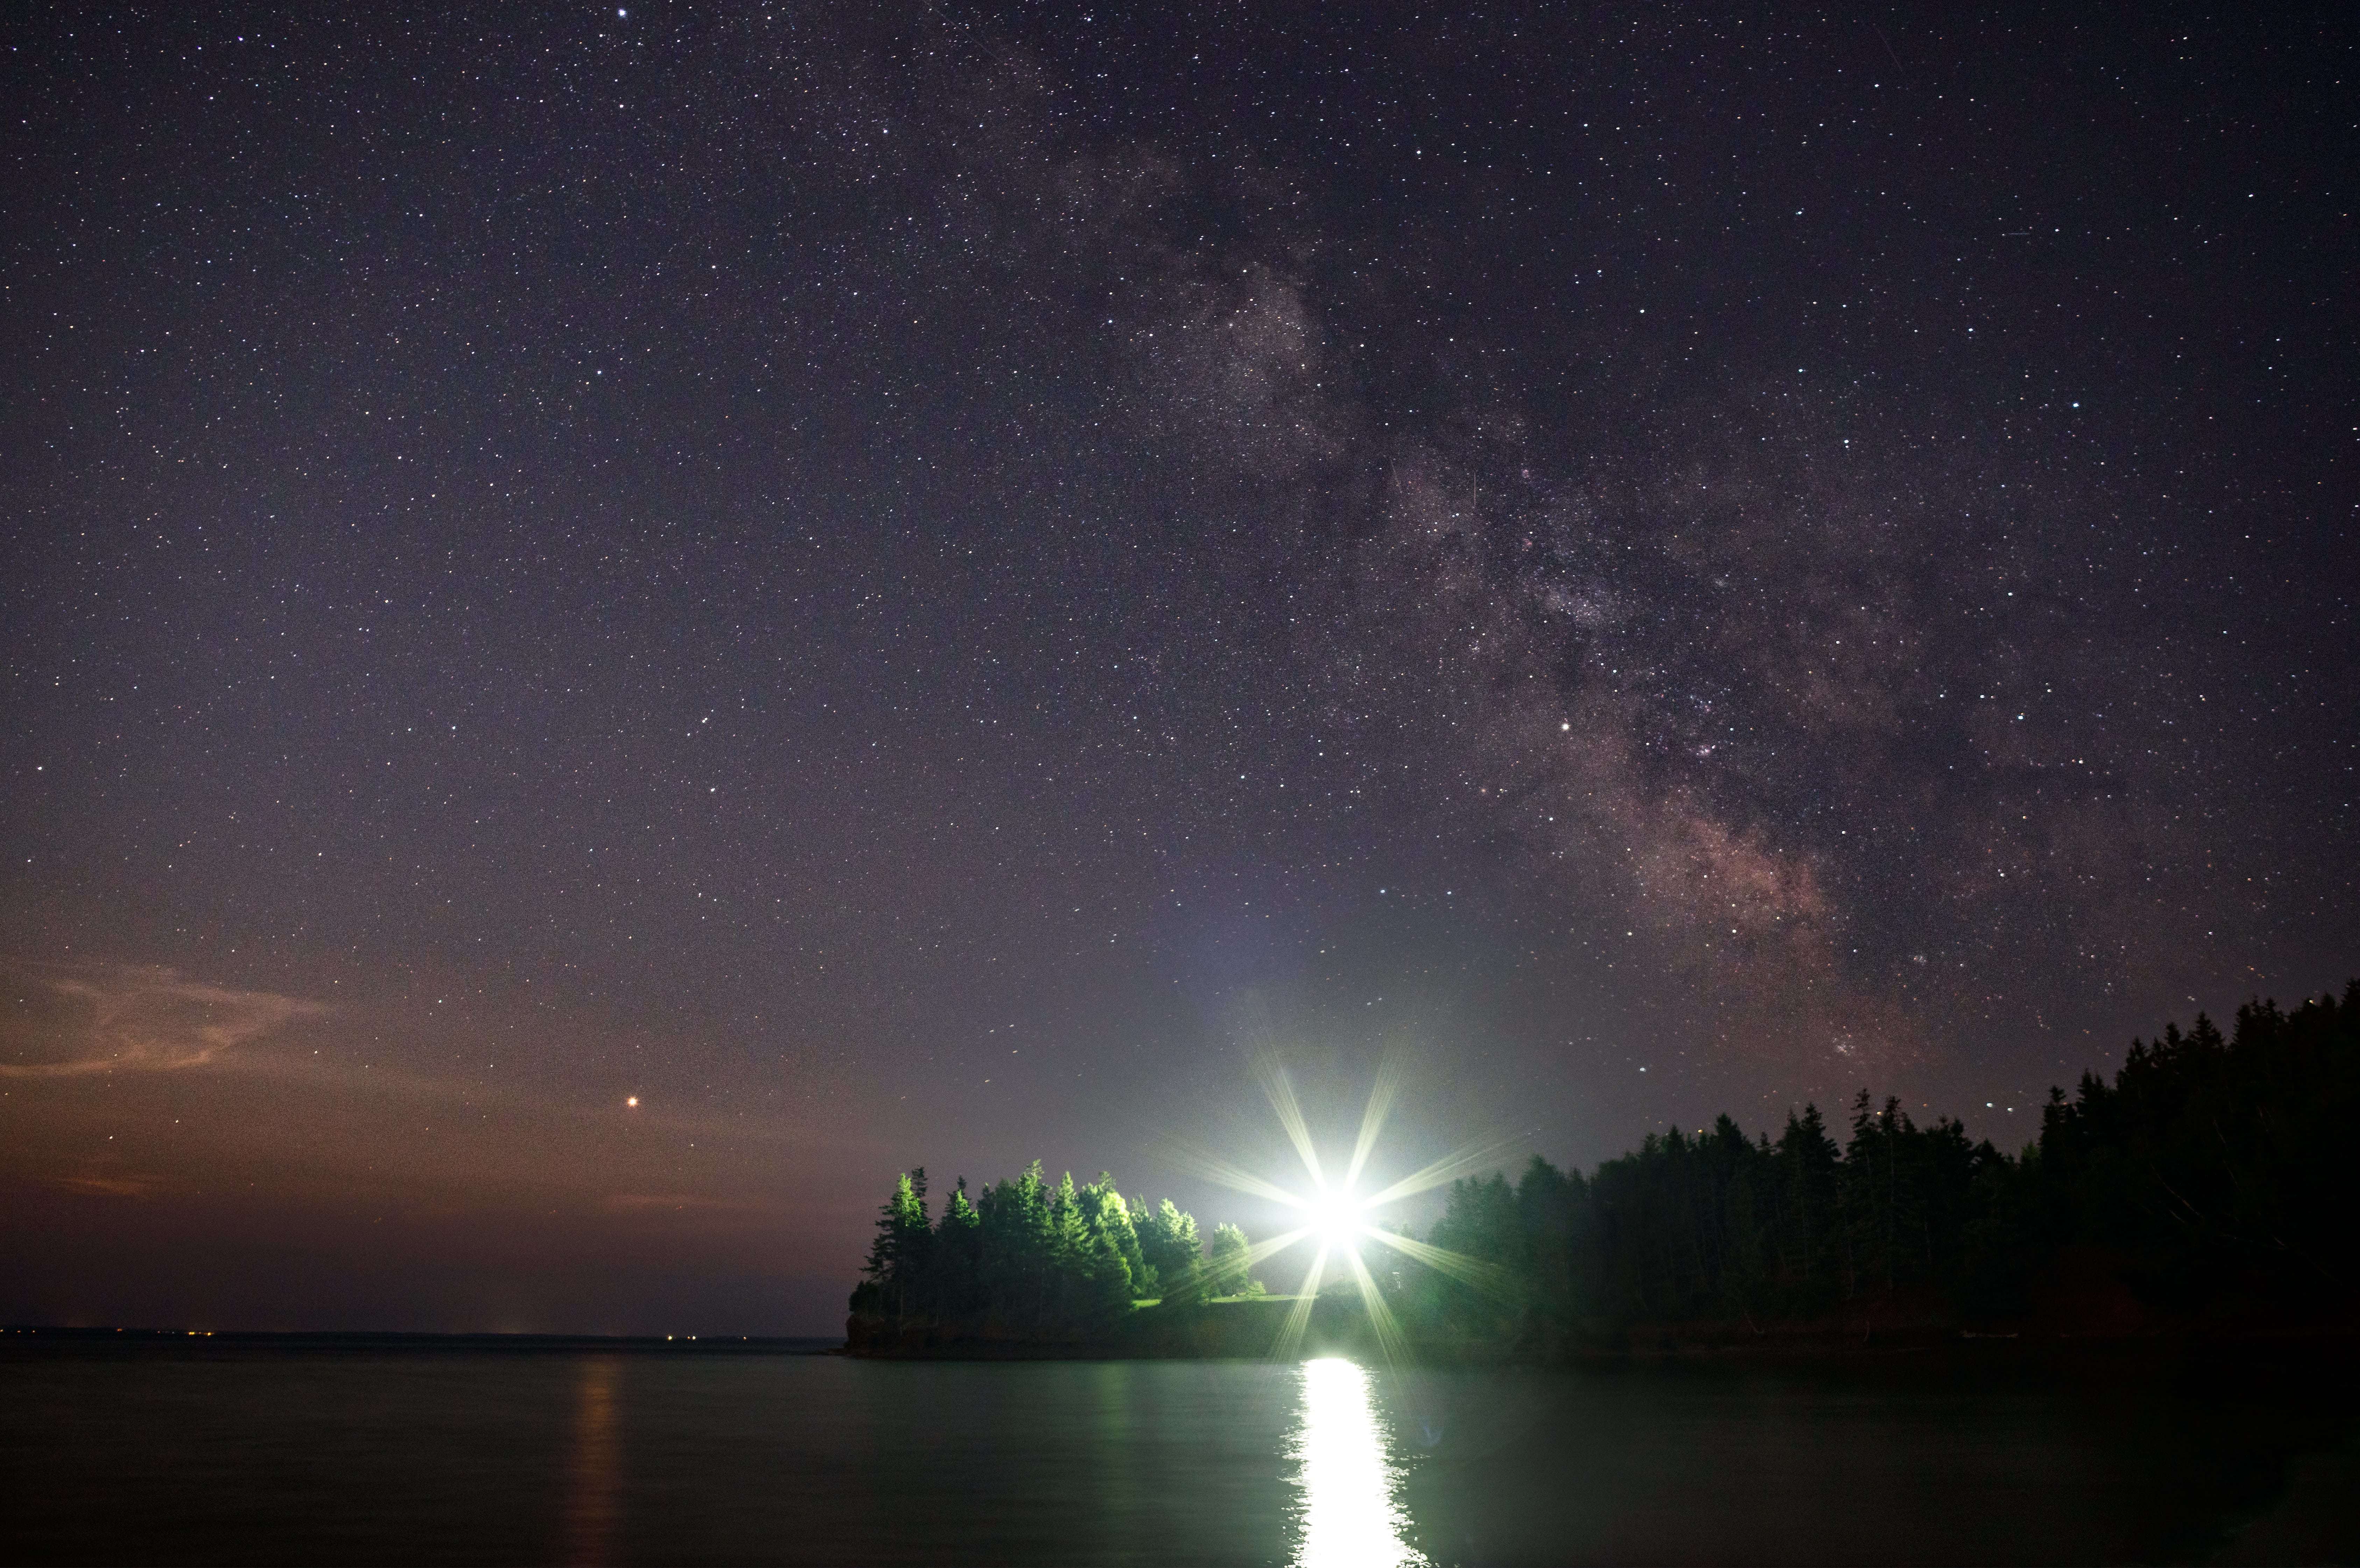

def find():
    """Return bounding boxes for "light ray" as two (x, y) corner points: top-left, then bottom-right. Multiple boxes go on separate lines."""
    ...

(1341, 1056), (1404, 1192)
(1159, 1142), (1313, 1210)
(1340, 1242), (1414, 1370)
(1253, 1054), (1326, 1190)
(1358, 1129), (1529, 1209)
(1242, 1227), (1313, 1270)
(1361, 1227), (1520, 1299)
(1143, 1227), (1305, 1302)
(1271, 1243), (1332, 1361)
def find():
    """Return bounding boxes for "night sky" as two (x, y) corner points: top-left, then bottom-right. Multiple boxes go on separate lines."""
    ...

(3, 3), (2354, 1334)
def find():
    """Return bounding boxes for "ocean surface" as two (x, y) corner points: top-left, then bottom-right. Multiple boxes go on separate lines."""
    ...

(4, 1338), (2355, 1565)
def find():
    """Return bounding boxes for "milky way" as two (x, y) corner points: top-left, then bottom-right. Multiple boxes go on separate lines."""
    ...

(2, 4), (2353, 1331)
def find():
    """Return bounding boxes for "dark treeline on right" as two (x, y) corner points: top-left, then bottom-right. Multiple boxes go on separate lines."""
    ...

(1410, 986), (2360, 1345)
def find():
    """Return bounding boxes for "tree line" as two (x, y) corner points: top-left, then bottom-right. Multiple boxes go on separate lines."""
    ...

(849, 1162), (1260, 1340)
(1405, 984), (2360, 1347)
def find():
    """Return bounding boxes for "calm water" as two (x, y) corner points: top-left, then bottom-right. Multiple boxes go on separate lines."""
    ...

(4, 1345), (2354, 1565)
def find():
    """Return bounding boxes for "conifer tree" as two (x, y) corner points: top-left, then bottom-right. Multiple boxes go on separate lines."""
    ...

(1136, 1198), (1205, 1304)
(934, 1177), (983, 1321)
(861, 1168), (931, 1323)
(1207, 1221), (1255, 1297)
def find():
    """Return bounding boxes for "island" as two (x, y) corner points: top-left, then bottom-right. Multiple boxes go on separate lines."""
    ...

(849, 983), (2360, 1359)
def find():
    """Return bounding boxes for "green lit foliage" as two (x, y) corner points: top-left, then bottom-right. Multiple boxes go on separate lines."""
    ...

(1206, 1221), (1259, 1297)
(1134, 1198), (1204, 1304)
(849, 1168), (933, 1324)
(851, 1163), (1234, 1337)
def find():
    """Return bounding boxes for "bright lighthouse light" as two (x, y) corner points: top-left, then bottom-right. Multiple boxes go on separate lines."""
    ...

(1305, 1188), (1363, 1249)
(1171, 1053), (1518, 1365)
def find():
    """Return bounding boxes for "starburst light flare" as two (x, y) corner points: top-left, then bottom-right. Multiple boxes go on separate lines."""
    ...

(1173, 1054), (1525, 1366)
(1303, 1186), (1367, 1249)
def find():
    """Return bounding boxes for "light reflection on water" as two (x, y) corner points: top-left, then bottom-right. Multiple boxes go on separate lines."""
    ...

(4, 1351), (2333, 1563)
(562, 1355), (622, 1567)
(1289, 1357), (1425, 1568)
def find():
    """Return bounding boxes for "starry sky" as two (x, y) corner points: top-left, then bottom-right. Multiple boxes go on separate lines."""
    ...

(3, 3), (2354, 1334)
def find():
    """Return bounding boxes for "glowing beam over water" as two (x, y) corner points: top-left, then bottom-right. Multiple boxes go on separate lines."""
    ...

(1289, 1358), (1424, 1568)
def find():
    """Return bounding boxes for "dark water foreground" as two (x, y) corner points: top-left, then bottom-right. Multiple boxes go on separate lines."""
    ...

(3, 1336), (2355, 1566)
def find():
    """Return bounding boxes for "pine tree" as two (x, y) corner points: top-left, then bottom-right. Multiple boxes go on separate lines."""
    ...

(934, 1177), (982, 1320)
(861, 1168), (932, 1324)
(1207, 1222), (1255, 1297)
(1136, 1198), (1205, 1304)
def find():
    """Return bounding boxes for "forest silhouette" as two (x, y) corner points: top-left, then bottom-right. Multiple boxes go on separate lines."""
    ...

(850, 984), (2358, 1354)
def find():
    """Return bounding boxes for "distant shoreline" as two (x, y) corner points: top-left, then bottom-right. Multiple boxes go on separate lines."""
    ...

(12, 1317), (2351, 1369)
(0, 1326), (843, 1355)
(844, 1292), (2360, 1368)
